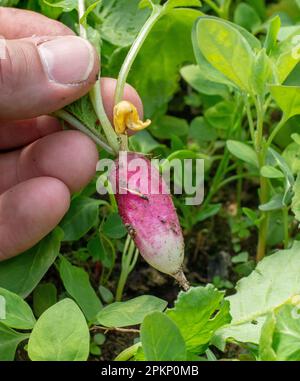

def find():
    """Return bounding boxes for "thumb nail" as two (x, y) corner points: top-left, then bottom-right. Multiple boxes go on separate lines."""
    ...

(38, 36), (95, 85)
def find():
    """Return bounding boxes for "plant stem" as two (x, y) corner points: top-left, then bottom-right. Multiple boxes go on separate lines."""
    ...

(253, 97), (269, 262)
(97, 174), (118, 212)
(217, 172), (257, 192)
(77, 0), (120, 154)
(114, 5), (163, 105)
(202, 0), (221, 15)
(115, 236), (139, 301)
(91, 326), (140, 334)
(283, 206), (289, 249)
(256, 178), (269, 262)
(245, 100), (255, 142)
(90, 82), (120, 154)
(220, 0), (232, 19)
(54, 110), (113, 154)
(78, 0), (87, 39)
(203, 101), (243, 208)
(266, 116), (287, 150)
(203, 150), (230, 208)
(114, 5), (163, 151)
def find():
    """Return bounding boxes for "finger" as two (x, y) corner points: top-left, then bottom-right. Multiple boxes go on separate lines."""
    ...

(0, 79), (143, 150)
(0, 177), (70, 261)
(0, 130), (99, 194)
(0, 7), (74, 39)
(101, 77), (144, 121)
(0, 116), (62, 150)
(0, 36), (99, 120)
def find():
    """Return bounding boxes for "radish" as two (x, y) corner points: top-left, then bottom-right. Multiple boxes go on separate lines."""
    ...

(110, 151), (189, 290)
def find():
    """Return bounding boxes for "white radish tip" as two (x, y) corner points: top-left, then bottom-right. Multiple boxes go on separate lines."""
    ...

(172, 269), (190, 291)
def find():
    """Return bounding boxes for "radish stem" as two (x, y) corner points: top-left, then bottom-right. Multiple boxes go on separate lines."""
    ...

(78, 0), (87, 39)
(114, 5), (163, 105)
(77, 0), (120, 154)
(90, 82), (120, 154)
(114, 4), (163, 151)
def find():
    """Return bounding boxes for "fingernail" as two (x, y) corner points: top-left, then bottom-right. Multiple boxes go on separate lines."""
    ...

(38, 36), (95, 85)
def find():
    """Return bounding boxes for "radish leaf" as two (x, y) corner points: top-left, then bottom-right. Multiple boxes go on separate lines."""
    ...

(141, 312), (187, 361)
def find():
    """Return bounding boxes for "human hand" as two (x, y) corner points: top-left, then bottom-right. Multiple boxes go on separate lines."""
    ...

(0, 7), (143, 261)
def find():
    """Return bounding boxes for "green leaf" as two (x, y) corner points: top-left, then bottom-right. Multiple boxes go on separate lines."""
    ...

(0, 323), (29, 361)
(292, 173), (300, 221)
(260, 165), (284, 179)
(99, 286), (114, 304)
(192, 16), (257, 92)
(253, 48), (274, 96)
(166, 285), (231, 354)
(0, 0), (21, 6)
(216, 241), (300, 345)
(42, 0), (77, 12)
(130, 8), (202, 117)
(234, 3), (261, 32)
(0, 229), (63, 298)
(0, 288), (35, 330)
(165, 0), (201, 10)
(259, 193), (284, 212)
(226, 140), (258, 167)
(150, 115), (189, 139)
(259, 303), (300, 361)
(59, 257), (102, 321)
(244, 0), (266, 19)
(264, 16), (281, 55)
(282, 141), (300, 174)
(80, 1), (102, 27)
(232, 252), (249, 264)
(180, 64), (229, 97)
(60, 197), (100, 241)
(96, 295), (167, 327)
(291, 132), (300, 145)
(194, 204), (222, 223)
(243, 207), (260, 227)
(102, 213), (127, 239)
(66, 95), (99, 134)
(270, 28), (300, 84)
(33, 283), (57, 318)
(130, 130), (164, 153)
(139, 0), (158, 9)
(258, 312), (277, 361)
(268, 147), (294, 204)
(99, 0), (151, 47)
(189, 117), (217, 144)
(270, 85), (300, 119)
(28, 299), (90, 361)
(87, 235), (115, 268)
(93, 332), (106, 345)
(141, 312), (187, 361)
(205, 101), (236, 130)
(39, 0), (64, 19)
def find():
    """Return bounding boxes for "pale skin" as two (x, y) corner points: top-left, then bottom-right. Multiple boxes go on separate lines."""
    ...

(0, 7), (143, 261)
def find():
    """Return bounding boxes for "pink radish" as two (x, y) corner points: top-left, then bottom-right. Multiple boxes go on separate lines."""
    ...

(110, 151), (189, 290)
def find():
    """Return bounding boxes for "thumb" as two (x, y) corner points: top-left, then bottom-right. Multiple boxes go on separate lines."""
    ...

(0, 35), (99, 120)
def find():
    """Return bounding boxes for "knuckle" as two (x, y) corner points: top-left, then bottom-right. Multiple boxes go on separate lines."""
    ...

(0, 43), (15, 92)
(0, 41), (31, 93)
